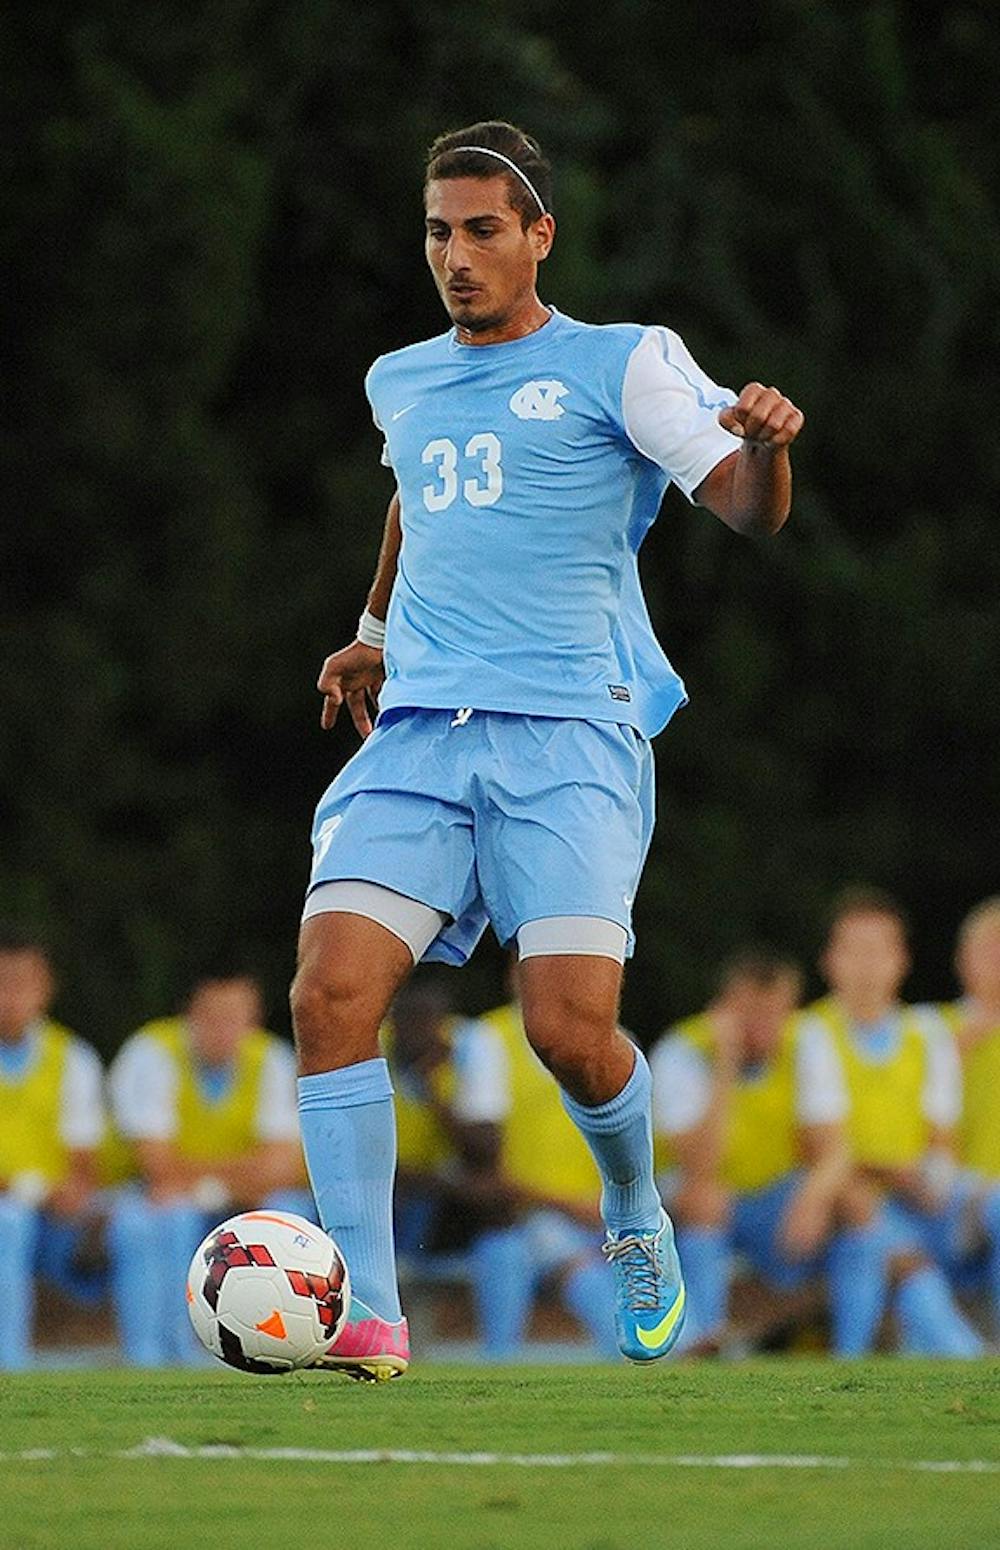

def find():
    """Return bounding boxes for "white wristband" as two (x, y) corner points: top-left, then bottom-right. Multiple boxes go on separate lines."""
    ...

(357, 608), (386, 649)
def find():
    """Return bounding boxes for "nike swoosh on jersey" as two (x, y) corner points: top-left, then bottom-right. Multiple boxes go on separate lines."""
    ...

(635, 1286), (686, 1350)
(391, 402), (419, 420)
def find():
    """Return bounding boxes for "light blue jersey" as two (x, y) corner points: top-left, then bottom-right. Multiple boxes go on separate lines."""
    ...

(368, 308), (740, 738)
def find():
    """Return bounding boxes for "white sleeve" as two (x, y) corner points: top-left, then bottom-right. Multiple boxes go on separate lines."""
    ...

(254, 1041), (302, 1143)
(794, 1019), (849, 1126)
(109, 1035), (180, 1142)
(621, 326), (743, 502)
(450, 1020), (511, 1125)
(58, 1039), (106, 1150)
(913, 1007), (962, 1131)
(649, 1034), (712, 1135)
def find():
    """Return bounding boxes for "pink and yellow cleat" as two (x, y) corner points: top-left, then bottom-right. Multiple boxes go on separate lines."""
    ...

(315, 1295), (410, 1382)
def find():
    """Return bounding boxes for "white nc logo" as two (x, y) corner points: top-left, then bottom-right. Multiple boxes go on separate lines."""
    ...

(509, 379), (569, 420)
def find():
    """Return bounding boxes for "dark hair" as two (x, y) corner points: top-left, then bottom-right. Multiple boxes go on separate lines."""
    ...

(825, 885), (909, 941)
(0, 921), (50, 959)
(714, 947), (803, 1002)
(425, 120), (552, 230)
(185, 957), (260, 999)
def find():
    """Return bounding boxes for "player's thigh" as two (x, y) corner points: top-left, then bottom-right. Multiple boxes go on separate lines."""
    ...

(476, 715), (654, 950)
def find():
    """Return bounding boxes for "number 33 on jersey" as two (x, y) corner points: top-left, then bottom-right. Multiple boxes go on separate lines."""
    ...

(364, 307), (743, 738)
(422, 433), (502, 511)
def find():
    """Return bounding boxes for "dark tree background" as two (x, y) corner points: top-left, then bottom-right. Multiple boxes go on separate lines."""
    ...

(3, 1), (998, 1053)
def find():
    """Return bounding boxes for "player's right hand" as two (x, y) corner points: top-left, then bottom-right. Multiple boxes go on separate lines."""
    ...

(317, 640), (385, 738)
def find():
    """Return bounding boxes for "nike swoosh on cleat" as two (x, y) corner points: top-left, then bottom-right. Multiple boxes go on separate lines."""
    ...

(635, 1286), (686, 1350)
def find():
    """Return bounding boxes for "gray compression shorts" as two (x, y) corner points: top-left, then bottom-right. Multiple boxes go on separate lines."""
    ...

(302, 881), (628, 965)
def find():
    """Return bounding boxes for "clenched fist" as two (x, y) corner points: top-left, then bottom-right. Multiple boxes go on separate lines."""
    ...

(719, 383), (804, 449)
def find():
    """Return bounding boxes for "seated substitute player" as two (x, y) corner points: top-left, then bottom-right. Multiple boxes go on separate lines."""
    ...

(939, 897), (1000, 1333)
(796, 888), (984, 1355)
(107, 965), (310, 1365)
(291, 120), (804, 1379)
(650, 949), (887, 1356)
(384, 976), (509, 1263)
(387, 978), (615, 1358)
(471, 986), (618, 1360)
(0, 925), (106, 1370)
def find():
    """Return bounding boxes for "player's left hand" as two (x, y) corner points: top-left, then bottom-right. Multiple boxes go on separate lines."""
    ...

(719, 384), (804, 449)
(317, 640), (385, 738)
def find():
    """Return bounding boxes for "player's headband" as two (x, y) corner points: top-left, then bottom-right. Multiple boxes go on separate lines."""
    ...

(448, 146), (547, 215)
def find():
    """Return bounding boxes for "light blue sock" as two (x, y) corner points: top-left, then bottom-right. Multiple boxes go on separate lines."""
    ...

(826, 1221), (887, 1357)
(297, 1059), (401, 1321)
(108, 1193), (172, 1366)
(0, 1196), (39, 1370)
(894, 1265), (984, 1357)
(563, 1256), (619, 1359)
(561, 1048), (662, 1235)
(163, 1202), (212, 1365)
(675, 1225), (728, 1347)
(469, 1225), (535, 1358)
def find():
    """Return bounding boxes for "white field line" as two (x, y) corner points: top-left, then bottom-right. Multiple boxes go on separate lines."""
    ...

(1, 1438), (998, 1473)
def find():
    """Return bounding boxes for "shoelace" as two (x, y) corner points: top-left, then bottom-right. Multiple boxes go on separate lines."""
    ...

(602, 1230), (664, 1311)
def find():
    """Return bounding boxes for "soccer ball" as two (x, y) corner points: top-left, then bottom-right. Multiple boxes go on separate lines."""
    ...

(186, 1209), (350, 1374)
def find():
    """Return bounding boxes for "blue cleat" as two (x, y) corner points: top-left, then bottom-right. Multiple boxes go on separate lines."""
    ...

(603, 1210), (686, 1362)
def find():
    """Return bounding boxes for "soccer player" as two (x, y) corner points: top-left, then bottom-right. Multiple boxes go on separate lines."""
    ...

(940, 898), (1000, 1330)
(796, 888), (984, 1354)
(0, 926), (105, 1369)
(650, 950), (887, 1355)
(291, 121), (804, 1379)
(107, 966), (309, 1365)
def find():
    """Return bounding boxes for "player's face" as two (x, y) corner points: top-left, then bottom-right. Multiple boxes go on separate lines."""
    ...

(726, 976), (800, 1064)
(424, 176), (553, 336)
(186, 977), (262, 1064)
(0, 950), (54, 1040)
(821, 913), (910, 1009)
(956, 919), (1000, 1003)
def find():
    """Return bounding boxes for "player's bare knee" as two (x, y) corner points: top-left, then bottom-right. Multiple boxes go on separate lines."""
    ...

(522, 974), (615, 1054)
(289, 961), (380, 1072)
(523, 1000), (614, 1077)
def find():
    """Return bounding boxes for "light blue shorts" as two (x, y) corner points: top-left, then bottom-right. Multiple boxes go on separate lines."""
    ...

(881, 1178), (981, 1267)
(306, 707), (655, 965)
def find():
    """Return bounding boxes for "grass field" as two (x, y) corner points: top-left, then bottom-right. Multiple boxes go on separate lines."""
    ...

(1, 1360), (998, 1549)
